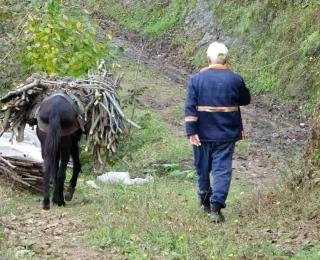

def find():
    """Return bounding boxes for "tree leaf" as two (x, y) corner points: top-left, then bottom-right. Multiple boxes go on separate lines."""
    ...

(76, 21), (82, 30)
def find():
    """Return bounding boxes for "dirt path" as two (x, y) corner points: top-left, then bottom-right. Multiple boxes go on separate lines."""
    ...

(100, 19), (308, 187)
(0, 201), (124, 260)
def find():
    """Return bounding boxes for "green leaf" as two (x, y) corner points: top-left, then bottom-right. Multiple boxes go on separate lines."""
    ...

(186, 171), (196, 180)
(55, 33), (61, 41)
(162, 163), (181, 170)
(168, 170), (184, 178)
(76, 21), (82, 30)
(59, 21), (66, 27)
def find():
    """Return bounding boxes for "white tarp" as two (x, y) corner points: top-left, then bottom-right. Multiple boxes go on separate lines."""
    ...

(96, 172), (154, 185)
(0, 126), (43, 162)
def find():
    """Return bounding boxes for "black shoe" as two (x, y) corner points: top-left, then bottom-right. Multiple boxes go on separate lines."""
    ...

(210, 202), (225, 223)
(199, 198), (211, 214)
(210, 210), (225, 223)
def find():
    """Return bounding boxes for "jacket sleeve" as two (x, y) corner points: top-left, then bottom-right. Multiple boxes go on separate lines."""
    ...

(238, 78), (251, 106)
(185, 77), (198, 136)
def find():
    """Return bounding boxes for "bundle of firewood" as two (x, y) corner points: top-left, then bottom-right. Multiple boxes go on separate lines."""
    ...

(0, 156), (44, 193)
(0, 60), (140, 171)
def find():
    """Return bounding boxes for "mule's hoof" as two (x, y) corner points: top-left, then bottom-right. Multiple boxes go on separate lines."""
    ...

(43, 198), (50, 210)
(65, 187), (75, 202)
(58, 200), (66, 207)
(65, 192), (72, 202)
(43, 204), (50, 210)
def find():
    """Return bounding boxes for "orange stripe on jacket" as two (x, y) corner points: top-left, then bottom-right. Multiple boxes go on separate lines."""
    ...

(196, 106), (239, 112)
(185, 116), (198, 122)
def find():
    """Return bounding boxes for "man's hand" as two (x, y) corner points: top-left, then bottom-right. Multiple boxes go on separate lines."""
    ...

(189, 134), (201, 146)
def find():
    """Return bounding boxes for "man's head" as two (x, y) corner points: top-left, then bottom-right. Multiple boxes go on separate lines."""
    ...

(207, 42), (228, 65)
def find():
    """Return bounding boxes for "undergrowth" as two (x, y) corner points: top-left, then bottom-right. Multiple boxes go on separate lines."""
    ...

(1, 174), (319, 259)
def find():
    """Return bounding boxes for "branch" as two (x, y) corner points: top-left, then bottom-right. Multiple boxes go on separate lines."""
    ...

(0, 81), (39, 103)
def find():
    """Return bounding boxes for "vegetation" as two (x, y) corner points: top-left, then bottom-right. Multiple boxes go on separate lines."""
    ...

(1, 1), (319, 259)
(95, 0), (320, 112)
(0, 0), (120, 82)
(20, 1), (113, 76)
(1, 170), (319, 259)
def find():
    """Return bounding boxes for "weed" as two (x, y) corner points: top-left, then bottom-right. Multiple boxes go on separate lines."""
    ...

(171, 105), (184, 119)
(235, 139), (250, 153)
(193, 47), (207, 68)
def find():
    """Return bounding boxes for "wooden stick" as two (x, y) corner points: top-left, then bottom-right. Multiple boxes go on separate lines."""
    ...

(0, 157), (16, 169)
(0, 81), (39, 103)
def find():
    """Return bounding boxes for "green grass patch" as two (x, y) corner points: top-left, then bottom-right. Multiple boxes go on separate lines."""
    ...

(78, 175), (319, 260)
(95, 0), (195, 37)
(1, 175), (318, 259)
(209, 1), (320, 102)
(235, 138), (250, 154)
(107, 108), (191, 172)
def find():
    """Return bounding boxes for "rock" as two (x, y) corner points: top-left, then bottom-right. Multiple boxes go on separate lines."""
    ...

(184, 0), (251, 55)
(15, 250), (34, 258)
(185, 0), (218, 36)
(197, 32), (216, 47)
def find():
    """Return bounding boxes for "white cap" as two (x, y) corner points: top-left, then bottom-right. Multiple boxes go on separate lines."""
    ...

(207, 42), (228, 61)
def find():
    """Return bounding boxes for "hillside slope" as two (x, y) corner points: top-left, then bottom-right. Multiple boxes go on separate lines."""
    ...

(95, 0), (320, 112)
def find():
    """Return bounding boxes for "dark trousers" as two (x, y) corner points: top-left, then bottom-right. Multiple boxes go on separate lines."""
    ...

(193, 141), (235, 209)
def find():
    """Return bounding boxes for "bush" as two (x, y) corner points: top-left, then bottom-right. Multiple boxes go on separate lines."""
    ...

(17, 0), (116, 77)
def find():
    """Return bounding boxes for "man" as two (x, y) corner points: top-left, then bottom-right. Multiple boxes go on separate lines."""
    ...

(185, 42), (251, 222)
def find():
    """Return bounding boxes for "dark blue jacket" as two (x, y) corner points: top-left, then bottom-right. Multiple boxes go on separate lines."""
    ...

(185, 65), (251, 142)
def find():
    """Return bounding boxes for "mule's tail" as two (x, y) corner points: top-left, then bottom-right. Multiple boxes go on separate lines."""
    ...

(44, 109), (61, 179)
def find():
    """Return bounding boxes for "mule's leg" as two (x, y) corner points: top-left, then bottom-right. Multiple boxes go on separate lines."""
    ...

(37, 128), (51, 210)
(42, 161), (51, 210)
(52, 150), (60, 205)
(65, 131), (82, 202)
(56, 137), (71, 207)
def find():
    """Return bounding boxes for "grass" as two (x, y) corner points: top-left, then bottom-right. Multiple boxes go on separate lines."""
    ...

(209, 1), (320, 107)
(108, 108), (192, 172)
(1, 172), (319, 259)
(92, 0), (196, 37)
(235, 139), (250, 154)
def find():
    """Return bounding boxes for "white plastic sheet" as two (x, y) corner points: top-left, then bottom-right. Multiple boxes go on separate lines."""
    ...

(96, 172), (154, 185)
(0, 126), (43, 162)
